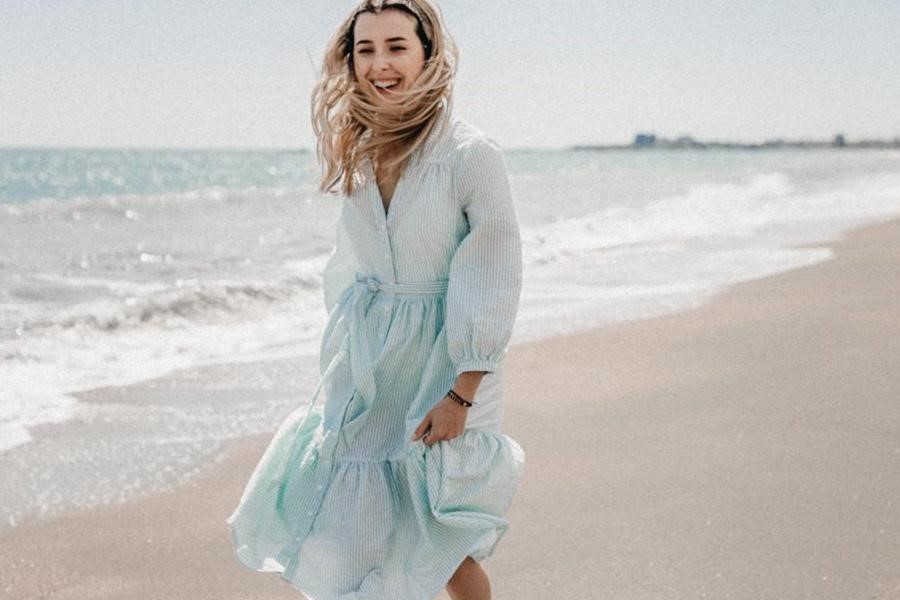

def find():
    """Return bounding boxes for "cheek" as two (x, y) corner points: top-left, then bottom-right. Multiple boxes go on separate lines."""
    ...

(352, 56), (368, 79)
(403, 56), (426, 79)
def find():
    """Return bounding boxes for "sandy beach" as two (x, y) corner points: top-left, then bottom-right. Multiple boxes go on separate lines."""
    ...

(2, 215), (899, 600)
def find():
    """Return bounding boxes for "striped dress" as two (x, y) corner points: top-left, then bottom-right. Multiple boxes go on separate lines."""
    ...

(226, 111), (525, 600)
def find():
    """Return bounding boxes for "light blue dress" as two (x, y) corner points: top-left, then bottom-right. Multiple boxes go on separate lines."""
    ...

(226, 111), (525, 600)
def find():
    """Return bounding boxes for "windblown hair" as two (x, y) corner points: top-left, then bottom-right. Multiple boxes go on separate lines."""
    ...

(311, 0), (459, 196)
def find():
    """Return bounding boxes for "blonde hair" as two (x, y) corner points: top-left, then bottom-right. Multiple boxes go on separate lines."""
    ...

(311, 0), (459, 196)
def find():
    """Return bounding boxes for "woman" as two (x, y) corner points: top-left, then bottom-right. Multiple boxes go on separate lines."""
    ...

(227, 1), (524, 598)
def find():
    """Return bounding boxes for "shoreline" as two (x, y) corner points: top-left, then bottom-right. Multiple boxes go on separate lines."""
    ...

(2, 215), (899, 599)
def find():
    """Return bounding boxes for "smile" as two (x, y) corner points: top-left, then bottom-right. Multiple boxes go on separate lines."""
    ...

(373, 79), (400, 90)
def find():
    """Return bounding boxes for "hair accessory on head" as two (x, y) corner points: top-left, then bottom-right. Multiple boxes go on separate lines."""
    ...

(364, 0), (433, 51)
(358, 0), (423, 22)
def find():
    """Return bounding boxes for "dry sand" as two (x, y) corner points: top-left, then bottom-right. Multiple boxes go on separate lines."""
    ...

(2, 216), (899, 600)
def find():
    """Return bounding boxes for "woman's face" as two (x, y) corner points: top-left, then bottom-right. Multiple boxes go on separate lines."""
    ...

(352, 9), (426, 101)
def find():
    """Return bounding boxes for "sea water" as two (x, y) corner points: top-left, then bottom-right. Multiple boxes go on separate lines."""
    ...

(1, 145), (899, 525)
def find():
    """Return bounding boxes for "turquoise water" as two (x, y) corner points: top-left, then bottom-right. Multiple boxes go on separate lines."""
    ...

(0, 147), (315, 206)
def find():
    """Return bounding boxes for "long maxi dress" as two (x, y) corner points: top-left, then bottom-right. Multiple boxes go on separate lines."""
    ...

(226, 112), (525, 600)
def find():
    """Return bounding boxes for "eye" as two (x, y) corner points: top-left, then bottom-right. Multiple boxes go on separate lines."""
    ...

(357, 48), (372, 54)
(390, 46), (406, 52)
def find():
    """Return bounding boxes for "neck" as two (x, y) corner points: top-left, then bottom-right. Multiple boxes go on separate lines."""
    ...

(374, 143), (408, 171)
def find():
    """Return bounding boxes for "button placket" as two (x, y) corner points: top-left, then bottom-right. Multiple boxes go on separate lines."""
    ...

(368, 156), (404, 280)
(279, 429), (342, 563)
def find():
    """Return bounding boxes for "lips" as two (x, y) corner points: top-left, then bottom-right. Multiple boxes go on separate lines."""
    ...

(371, 78), (400, 93)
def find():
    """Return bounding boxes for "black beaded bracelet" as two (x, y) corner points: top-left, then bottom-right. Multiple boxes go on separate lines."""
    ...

(447, 389), (475, 408)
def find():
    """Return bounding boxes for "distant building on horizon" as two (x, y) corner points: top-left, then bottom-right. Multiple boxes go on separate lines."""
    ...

(633, 133), (656, 147)
(833, 133), (846, 147)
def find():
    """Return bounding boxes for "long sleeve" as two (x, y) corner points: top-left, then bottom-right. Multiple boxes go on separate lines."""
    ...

(445, 137), (523, 377)
(322, 214), (358, 315)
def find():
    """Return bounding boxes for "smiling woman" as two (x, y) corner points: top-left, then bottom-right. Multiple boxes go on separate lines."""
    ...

(309, 0), (458, 198)
(227, 2), (525, 600)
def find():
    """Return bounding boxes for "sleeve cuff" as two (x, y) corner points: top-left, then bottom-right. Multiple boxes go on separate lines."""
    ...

(453, 358), (499, 377)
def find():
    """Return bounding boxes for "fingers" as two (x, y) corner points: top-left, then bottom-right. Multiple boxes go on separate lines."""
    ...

(411, 415), (432, 441)
(411, 401), (468, 447)
(412, 413), (445, 447)
(423, 425), (442, 446)
(416, 422), (464, 447)
(421, 428), (464, 446)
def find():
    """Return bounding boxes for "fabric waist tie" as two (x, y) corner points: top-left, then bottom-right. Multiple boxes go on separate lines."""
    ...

(353, 273), (449, 296)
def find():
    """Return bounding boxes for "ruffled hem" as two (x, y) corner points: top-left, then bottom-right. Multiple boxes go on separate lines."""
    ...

(226, 414), (524, 600)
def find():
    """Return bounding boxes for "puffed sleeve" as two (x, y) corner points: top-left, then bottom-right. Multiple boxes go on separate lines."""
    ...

(445, 137), (523, 377)
(322, 214), (358, 314)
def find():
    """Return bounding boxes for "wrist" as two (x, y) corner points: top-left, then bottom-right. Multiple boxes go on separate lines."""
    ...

(453, 371), (484, 399)
(446, 388), (475, 408)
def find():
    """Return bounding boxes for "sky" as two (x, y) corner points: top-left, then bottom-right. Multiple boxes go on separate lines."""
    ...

(1, 0), (899, 150)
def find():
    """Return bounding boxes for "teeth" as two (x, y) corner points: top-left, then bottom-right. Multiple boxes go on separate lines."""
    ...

(374, 79), (399, 88)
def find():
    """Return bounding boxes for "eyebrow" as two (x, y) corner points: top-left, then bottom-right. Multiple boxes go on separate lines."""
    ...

(355, 36), (409, 46)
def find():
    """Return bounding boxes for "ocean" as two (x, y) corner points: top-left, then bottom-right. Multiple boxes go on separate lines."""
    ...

(1, 145), (899, 526)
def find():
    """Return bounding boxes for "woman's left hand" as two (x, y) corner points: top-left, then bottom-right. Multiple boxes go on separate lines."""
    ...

(411, 394), (469, 447)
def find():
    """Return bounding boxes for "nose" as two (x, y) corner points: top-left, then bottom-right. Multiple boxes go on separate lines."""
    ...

(372, 50), (390, 72)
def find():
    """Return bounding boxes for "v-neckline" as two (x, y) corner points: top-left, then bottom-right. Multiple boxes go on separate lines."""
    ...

(376, 166), (402, 216)
(368, 151), (416, 224)
(364, 113), (451, 224)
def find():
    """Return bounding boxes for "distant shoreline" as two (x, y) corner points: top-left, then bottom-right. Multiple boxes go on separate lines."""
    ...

(570, 134), (900, 152)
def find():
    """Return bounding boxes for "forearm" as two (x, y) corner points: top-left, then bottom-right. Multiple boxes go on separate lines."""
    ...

(452, 370), (486, 401)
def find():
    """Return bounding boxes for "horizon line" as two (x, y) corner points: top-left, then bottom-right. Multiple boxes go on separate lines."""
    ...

(2, 133), (899, 154)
